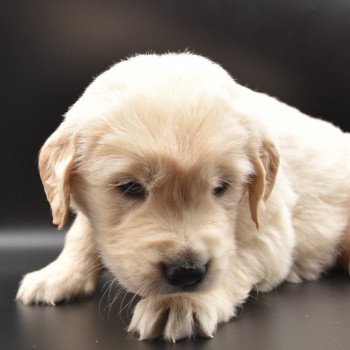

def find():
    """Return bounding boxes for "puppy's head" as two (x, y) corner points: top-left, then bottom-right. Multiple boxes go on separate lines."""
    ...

(39, 54), (278, 296)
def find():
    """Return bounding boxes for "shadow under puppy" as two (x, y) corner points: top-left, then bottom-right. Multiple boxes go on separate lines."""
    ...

(17, 53), (350, 342)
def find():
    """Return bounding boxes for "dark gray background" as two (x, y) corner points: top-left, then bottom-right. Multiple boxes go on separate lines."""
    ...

(1, 1), (350, 349)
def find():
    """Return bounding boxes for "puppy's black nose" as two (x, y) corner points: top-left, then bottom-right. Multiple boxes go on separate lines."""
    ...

(163, 261), (206, 288)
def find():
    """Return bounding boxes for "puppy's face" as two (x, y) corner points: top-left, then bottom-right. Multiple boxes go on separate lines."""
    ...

(74, 95), (254, 297)
(38, 54), (278, 297)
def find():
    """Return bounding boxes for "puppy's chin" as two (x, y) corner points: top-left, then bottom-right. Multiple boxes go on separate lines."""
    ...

(122, 277), (217, 298)
(110, 262), (223, 298)
(159, 278), (216, 296)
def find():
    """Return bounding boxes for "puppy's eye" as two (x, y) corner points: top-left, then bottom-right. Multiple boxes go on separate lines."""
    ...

(212, 182), (229, 196)
(117, 181), (146, 197)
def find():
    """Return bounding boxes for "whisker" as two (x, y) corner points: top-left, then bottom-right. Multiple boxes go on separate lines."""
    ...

(107, 284), (125, 319)
(73, 262), (104, 299)
(99, 278), (114, 319)
(106, 278), (118, 307)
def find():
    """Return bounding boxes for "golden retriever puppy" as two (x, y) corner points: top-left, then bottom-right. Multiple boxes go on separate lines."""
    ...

(17, 53), (350, 342)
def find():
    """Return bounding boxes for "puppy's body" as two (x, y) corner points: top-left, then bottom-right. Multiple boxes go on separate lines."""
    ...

(238, 85), (350, 282)
(17, 53), (350, 341)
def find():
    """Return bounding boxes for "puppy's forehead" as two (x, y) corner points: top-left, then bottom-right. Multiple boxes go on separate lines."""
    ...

(89, 90), (244, 149)
(82, 105), (252, 186)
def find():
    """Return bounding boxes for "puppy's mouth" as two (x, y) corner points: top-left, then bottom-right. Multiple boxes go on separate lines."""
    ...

(160, 260), (210, 293)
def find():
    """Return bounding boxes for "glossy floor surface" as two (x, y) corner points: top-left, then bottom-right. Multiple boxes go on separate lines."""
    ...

(1, 230), (349, 350)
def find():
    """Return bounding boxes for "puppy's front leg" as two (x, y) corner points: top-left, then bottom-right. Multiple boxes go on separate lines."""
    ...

(128, 287), (246, 342)
(16, 213), (101, 305)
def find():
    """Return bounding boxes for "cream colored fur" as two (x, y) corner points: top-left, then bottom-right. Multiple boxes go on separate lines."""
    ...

(17, 53), (350, 342)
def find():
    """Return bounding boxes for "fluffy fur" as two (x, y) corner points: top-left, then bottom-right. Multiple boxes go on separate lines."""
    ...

(17, 53), (350, 342)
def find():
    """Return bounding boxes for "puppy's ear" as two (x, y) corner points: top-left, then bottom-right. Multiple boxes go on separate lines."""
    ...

(248, 138), (279, 229)
(38, 125), (78, 229)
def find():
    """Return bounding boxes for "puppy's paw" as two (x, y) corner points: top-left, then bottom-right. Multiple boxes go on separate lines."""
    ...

(128, 293), (234, 342)
(286, 269), (303, 283)
(286, 264), (320, 283)
(16, 262), (98, 305)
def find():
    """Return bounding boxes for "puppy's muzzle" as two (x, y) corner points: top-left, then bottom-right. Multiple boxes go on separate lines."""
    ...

(163, 261), (207, 289)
